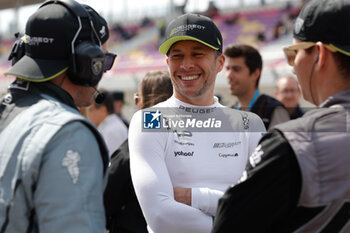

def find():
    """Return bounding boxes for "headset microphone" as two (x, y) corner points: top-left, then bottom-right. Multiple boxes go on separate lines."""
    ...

(93, 87), (105, 104)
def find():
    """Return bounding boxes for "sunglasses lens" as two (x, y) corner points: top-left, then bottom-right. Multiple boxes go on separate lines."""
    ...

(104, 53), (117, 72)
(284, 49), (295, 66)
(134, 93), (140, 105)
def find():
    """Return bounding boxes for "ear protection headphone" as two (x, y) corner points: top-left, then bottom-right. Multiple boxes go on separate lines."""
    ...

(7, 0), (103, 87)
(9, 0), (105, 87)
(8, 32), (25, 66)
(40, 0), (105, 87)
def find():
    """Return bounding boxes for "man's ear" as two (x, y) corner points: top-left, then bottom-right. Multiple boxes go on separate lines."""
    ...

(315, 42), (328, 68)
(251, 68), (260, 82)
(216, 54), (225, 73)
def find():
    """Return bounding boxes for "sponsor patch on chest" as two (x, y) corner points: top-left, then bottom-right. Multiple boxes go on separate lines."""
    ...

(174, 151), (194, 157)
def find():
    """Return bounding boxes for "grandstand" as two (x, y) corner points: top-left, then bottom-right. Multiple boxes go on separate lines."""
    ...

(99, 1), (299, 106)
(0, 0), (308, 119)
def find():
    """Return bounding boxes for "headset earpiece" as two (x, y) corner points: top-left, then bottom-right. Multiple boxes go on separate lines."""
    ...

(315, 55), (319, 63)
(68, 41), (104, 86)
(39, 0), (105, 87)
(8, 33), (25, 65)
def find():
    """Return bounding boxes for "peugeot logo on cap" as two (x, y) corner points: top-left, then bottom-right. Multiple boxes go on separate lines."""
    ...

(92, 58), (103, 75)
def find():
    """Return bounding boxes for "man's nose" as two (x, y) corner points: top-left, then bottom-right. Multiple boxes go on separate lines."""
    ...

(180, 57), (194, 70)
(226, 70), (234, 81)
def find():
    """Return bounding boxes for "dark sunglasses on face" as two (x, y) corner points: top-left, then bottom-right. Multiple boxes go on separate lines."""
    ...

(104, 52), (117, 72)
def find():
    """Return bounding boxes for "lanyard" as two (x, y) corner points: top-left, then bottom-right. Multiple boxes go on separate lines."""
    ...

(237, 89), (260, 111)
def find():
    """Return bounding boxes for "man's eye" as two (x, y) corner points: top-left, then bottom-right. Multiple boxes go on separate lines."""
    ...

(171, 54), (182, 59)
(234, 67), (241, 72)
(194, 53), (204, 57)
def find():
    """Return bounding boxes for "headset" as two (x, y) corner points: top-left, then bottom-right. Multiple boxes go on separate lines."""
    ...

(9, 0), (105, 87)
(43, 0), (105, 86)
(8, 32), (25, 66)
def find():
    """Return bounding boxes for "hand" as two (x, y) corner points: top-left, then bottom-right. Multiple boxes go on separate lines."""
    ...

(174, 187), (192, 206)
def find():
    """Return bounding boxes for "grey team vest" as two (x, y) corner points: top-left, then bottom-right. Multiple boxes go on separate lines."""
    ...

(276, 104), (350, 233)
(0, 94), (108, 233)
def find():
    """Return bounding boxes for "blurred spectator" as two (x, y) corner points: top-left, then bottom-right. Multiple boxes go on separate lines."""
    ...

(273, 20), (285, 39)
(157, 18), (167, 46)
(224, 44), (290, 130)
(113, 23), (125, 37)
(274, 76), (304, 119)
(225, 12), (240, 25)
(134, 70), (173, 109)
(111, 91), (129, 128)
(301, 0), (310, 8)
(104, 70), (173, 233)
(256, 30), (266, 42)
(140, 16), (152, 27)
(174, 0), (188, 14)
(87, 91), (128, 157)
(284, 1), (293, 12)
(112, 23), (137, 40)
(205, 1), (220, 18)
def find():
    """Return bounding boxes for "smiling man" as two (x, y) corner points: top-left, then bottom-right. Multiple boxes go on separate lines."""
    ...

(128, 13), (265, 233)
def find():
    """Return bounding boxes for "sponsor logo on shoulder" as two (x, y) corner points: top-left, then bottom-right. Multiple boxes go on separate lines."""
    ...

(237, 171), (248, 184)
(249, 144), (264, 167)
(62, 150), (81, 184)
(242, 112), (249, 129)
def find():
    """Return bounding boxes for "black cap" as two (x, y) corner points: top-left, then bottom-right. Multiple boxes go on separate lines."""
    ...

(294, 0), (350, 56)
(159, 13), (222, 55)
(83, 4), (109, 44)
(5, 2), (98, 82)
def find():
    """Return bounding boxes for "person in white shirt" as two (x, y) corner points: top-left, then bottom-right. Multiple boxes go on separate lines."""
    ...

(88, 91), (128, 157)
(128, 13), (266, 233)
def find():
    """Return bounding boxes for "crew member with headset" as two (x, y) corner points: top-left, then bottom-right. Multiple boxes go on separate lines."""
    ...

(0, 0), (116, 232)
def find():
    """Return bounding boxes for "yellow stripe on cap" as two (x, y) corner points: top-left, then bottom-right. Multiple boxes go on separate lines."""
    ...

(159, 35), (220, 55)
(4, 67), (69, 82)
(329, 44), (350, 56)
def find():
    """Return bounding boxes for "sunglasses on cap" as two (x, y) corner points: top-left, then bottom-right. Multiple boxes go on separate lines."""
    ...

(283, 42), (336, 66)
(104, 52), (117, 72)
(133, 92), (141, 105)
